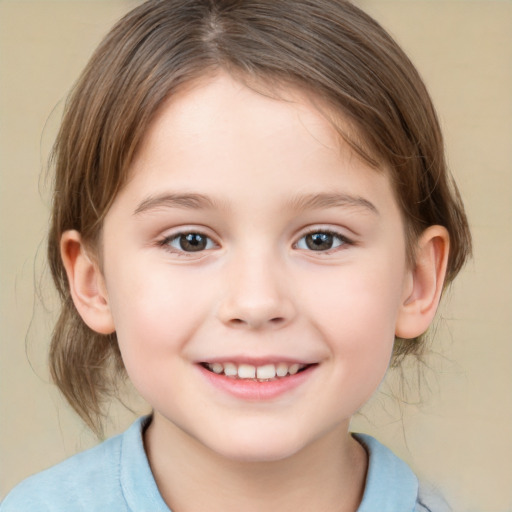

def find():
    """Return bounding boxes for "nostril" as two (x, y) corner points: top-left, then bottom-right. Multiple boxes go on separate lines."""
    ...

(228, 316), (286, 328)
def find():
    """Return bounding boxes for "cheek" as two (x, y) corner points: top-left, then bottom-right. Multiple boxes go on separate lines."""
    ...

(105, 265), (212, 363)
(301, 257), (405, 363)
(104, 266), (216, 407)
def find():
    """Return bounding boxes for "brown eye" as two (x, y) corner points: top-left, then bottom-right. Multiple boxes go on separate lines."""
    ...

(306, 233), (334, 250)
(165, 232), (215, 252)
(180, 233), (208, 251)
(296, 231), (348, 252)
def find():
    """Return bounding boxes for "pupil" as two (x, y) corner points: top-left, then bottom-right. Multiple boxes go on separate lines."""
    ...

(306, 233), (333, 251)
(180, 233), (206, 252)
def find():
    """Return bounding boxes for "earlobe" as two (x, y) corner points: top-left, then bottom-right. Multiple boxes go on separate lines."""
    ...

(395, 226), (450, 339)
(60, 230), (115, 335)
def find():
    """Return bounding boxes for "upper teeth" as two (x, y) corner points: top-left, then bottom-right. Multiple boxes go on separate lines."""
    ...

(205, 362), (305, 380)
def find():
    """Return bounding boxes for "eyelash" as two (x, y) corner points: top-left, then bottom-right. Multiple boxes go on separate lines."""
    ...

(157, 228), (353, 256)
(294, 229), (353, 254)
(158, 231), (217, 257)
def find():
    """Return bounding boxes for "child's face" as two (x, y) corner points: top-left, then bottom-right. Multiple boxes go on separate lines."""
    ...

(99, 74), (412, 461)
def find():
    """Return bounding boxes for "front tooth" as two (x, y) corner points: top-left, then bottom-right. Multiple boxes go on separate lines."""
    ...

(276, 363), (288, 377)
(223, 362), (237, 376)
(211, 363), (224, 374)
(256, 364), (276, 379)
(238, 364), (256, 379)
(288, 363), (300, 375)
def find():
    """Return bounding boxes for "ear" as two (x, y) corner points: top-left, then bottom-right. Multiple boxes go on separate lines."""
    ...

(395, 225), (450, 339)
(60, 230), (115, 334)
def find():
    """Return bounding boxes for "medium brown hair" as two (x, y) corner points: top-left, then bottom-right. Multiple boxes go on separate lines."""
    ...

(48, 0), (471, 434)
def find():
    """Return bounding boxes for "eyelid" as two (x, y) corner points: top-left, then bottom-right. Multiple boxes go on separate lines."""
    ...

(155, 225), (354, 256)
(294, 227), (354, 253)
(157, 227), (220, 256)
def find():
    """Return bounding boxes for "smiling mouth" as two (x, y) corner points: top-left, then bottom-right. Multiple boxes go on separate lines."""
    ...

(200, 362), (314, 381)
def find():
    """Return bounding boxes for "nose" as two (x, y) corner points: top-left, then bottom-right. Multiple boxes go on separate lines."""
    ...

(216, 251), (296, 330)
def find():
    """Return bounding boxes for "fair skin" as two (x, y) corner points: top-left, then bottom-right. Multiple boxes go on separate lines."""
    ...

(62, 74), (449, 512)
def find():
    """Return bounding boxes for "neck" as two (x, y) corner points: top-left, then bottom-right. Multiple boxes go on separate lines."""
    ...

(144, 414), (368, 512)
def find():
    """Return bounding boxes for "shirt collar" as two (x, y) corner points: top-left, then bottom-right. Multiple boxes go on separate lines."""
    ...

(353, 433), (419, 512)
(120, 418), (419, 512)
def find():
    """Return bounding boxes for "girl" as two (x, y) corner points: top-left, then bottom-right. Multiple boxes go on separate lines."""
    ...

(1, 1), (471, 511)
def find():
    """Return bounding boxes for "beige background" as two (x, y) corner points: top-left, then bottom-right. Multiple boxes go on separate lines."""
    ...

(1, 1), (511, 510)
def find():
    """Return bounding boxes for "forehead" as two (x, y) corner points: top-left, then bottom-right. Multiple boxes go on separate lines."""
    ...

(121, 72), (396, 217)
(136, 75), (342, 165)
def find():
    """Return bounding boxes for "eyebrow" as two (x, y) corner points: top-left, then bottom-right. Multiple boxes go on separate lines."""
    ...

(133, 191), (379, 216)
(287, 192), (379, 215)
(133, 193), (222, 215)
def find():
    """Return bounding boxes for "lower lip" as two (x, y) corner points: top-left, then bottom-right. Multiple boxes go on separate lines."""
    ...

(198, 364), (316, 401)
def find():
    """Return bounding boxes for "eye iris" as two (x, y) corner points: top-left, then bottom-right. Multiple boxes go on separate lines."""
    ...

(306, 232), (333, 251)
(179, 233), (207, 252)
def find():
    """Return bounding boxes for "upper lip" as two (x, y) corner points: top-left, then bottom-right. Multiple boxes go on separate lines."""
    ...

(196, 356), (318, 366)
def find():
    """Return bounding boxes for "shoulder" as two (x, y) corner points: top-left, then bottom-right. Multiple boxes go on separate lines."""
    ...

(1, 418), (148, 512)
(353, 433), (451, 512)
(417, 481), (452, 512)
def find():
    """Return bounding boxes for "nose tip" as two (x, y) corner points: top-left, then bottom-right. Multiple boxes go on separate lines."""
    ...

(216, 260), (296, 331)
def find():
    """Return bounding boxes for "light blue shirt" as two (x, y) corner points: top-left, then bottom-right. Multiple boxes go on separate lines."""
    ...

(1, 416), (448, 511)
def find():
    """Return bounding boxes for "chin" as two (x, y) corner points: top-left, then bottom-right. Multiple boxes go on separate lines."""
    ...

(215, 439), (303, 463)
(201, 424), (313, 464)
